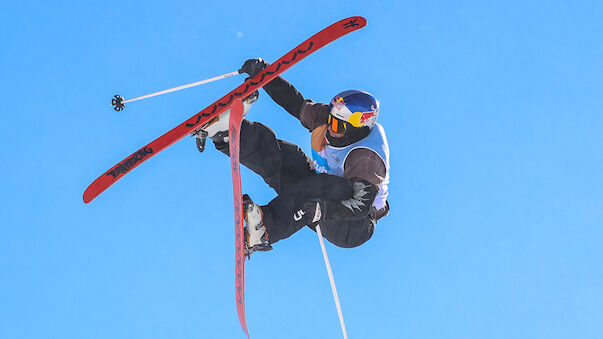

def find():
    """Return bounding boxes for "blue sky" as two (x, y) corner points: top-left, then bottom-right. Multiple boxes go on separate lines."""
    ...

(1, 1), (602, 338)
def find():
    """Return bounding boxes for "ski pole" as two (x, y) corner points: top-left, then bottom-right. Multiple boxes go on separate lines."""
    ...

(111, 69), (243, 111)
(316, 224), (348, 339)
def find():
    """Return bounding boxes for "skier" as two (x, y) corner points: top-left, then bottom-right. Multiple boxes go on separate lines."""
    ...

(195, 58), (390, 256)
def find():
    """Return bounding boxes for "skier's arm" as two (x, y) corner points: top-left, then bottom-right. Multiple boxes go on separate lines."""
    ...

(343, 148), (387, 187)
(240, 58), (331, 131)
(240, 58), (305, 119)
(299, 101), (330, 132)
(263, 77), (306, 119)
(323, 177), (379, 220)
(320, 149), (387, 220)
(298, 175), (376, 222)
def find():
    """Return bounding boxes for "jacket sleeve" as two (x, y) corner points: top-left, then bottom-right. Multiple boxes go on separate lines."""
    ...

(299, 101), (330, 132)
(320, 149), (386, 221)
(343, 148), (387, 187)
(263, 76), (306, 119)
(263, 76), (331, 132)
(295, 173), (376, 221)
(323, 177), (378, 220)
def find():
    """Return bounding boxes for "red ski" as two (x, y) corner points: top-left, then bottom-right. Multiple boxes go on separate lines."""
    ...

(228, 99), (249, 338)
(83, 16), (367, 203)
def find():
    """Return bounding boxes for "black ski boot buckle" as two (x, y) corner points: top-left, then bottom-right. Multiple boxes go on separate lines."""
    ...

(192, 129), (209, 153)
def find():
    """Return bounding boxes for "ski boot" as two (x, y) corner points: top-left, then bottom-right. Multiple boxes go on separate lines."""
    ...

(242, 194), (272, 258)
(192, 90), (259, 152)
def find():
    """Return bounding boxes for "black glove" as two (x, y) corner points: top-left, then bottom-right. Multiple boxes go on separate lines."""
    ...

(302, 198), (325, 225)
(240, 58), (269, 78)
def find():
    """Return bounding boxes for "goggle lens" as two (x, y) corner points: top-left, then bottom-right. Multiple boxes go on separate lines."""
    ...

(328, 114), (347, 134)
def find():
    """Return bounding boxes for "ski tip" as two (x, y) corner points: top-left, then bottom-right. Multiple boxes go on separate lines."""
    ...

(341, 16), (367, 29)
(83, 190), (93, 204)
(83, 183), (99, 204)
(232, 98), (244, 110)
(354, 15), (367, 24)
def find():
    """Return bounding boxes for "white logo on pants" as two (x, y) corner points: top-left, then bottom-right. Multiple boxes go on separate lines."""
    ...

(293, 209), (305, 221)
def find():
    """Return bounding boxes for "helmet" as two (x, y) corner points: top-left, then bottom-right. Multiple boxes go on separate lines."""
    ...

(327, 90), (379, 134)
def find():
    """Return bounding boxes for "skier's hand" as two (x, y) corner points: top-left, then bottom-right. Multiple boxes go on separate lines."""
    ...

(240, 58), (269, 77)
(303, 198), (325, 225)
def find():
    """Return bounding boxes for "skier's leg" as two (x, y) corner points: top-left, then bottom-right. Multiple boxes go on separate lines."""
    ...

(194, 91), (258, 153)
(261, 172), (376, 248)
(205, 110), (368, 247)
(307, 218), (376, 248)
(242, 194), (272, 255)
(259, 174), (356, 244)
(212, 119), (315, 193)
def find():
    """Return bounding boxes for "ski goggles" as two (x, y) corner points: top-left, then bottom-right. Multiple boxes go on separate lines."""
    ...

(328, 114), (348, 134)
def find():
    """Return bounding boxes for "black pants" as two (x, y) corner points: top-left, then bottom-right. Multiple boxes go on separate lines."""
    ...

(213, 120), (375, 248)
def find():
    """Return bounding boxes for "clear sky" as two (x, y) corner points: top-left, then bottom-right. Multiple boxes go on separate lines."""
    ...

(1, 1), (602, 338)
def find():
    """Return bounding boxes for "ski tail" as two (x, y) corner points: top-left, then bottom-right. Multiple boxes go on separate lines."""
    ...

(229, 99), (249, 338)
(83, 16), (366, 203)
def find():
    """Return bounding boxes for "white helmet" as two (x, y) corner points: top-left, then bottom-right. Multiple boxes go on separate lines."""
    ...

(327, 90), (380, 134)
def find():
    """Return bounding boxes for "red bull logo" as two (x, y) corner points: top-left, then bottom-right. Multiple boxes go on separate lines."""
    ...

(331, 96), (345, 109)
(349, 109), (377, 127)
(359, 111), (376, 124)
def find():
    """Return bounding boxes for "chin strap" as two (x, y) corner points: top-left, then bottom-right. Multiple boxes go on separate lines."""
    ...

(325, 126), (371, 147)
